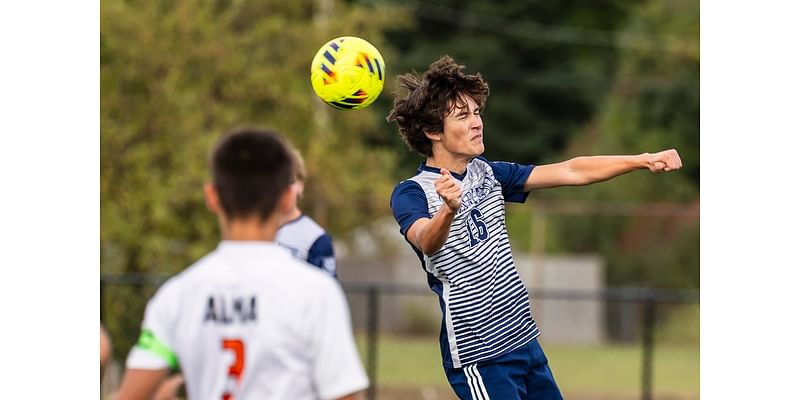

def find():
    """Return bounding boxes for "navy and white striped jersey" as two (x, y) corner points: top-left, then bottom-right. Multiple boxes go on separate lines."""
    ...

(276, 215), (337, 277)
(390, 157), (539, 368)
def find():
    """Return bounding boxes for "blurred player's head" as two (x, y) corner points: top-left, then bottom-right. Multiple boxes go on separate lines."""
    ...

(386, 55), (489, 157)
(287, 144), (307, 198)
(206, 128), (295, 224)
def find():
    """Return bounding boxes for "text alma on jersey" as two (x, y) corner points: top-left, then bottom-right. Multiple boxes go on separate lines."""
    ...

(204, 295), (257, 324)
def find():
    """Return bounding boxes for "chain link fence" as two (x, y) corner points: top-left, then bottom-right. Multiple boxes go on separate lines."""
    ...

(101, 275), (698, 400)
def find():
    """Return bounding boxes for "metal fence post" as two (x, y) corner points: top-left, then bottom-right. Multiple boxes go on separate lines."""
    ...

(367, 286), (379, 400)
(641, 298), (656, 400)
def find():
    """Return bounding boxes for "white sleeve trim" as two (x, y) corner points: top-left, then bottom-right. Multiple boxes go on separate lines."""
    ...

(126, 348), (171, 370)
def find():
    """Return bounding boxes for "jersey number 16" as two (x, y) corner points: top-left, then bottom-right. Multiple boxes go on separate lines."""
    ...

(466, 208), (489, 246)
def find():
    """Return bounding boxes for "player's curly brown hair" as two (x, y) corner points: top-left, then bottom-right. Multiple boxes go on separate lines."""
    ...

(386, 56), (490, 157)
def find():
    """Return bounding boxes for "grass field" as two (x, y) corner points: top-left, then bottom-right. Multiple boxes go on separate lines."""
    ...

(356, 334), (699, 400)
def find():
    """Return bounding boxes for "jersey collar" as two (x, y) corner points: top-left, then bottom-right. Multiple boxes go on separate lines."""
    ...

(417, 162), (468, 181)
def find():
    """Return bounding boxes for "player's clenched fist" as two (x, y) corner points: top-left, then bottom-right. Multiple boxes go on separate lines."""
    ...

(645, 149), (683, 173)
(436, 169), (462, 211)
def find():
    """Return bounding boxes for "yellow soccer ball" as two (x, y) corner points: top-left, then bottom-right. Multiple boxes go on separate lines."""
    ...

(310, 36), (385, 110)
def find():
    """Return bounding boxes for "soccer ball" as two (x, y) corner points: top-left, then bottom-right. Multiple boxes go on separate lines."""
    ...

(310, 36), (385, 110)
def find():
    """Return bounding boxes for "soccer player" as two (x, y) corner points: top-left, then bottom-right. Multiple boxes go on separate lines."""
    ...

(386, 56), (682, 400)
(116, 128), (368, 400)
(276, 145), (338, 277)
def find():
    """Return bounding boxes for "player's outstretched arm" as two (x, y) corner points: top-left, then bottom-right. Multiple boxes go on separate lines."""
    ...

(115, 368), (169, 400)
(524, 149), (682, 191)
(406, 169), (462, 255)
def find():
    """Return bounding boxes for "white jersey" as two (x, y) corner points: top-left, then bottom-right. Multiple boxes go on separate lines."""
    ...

(126, 241), (368, 400)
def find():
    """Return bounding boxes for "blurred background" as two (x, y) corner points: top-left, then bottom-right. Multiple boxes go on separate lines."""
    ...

(100, 0), (699, 399)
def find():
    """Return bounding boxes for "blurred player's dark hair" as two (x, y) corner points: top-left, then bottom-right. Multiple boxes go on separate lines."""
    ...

(210, 128), (294, 221)
(386, 55), (490, 156)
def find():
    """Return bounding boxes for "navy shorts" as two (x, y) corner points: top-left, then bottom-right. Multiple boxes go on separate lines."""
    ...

(444, 338), (563, 400)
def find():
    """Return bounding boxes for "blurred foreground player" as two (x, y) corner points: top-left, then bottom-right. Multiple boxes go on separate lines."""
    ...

(116, 128), (368, 400)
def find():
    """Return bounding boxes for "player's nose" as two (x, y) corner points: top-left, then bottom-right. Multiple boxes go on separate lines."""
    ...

(470, 114), (482, 129)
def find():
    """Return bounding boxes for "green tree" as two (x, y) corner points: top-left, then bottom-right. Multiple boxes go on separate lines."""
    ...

(373, 0), (648, 176)
(544, 0), (700, 289)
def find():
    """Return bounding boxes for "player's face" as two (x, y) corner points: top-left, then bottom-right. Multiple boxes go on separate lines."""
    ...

(441, 95), (484, 159)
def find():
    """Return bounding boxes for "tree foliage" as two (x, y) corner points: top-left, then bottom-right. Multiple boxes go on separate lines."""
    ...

(101, 0), (405, 275)
(101, 0), (406, 358)
(544, 0), (700, 289)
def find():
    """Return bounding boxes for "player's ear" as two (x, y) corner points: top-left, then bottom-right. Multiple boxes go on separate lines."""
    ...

(292, 180), (305, 198)
(204, 182), (223, 215)
(424, 129), (443, 142)
(277, 184), (297, 215)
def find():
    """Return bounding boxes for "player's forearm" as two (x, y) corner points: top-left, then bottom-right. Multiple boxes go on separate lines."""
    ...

(416, 206), (457, 255)
(564, 154), (648, 185)
(115, 369), (170, 400)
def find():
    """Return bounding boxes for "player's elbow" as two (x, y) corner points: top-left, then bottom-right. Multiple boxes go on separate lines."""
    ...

(418, 242), (440, 256)
(417, 236), (445, 256)
(563, 158), (596, 186)
(570, 174), (593, 186)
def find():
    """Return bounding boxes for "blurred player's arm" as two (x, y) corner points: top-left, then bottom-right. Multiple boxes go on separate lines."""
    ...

(406, 169), (461, 255)
(311, 280), (370, 400)
(153, 374), (184, 400)
(525, 149), (682, 190)
(100, 324), (112, 382)
(118, 286), (181, 400)
(115, 368), (170, 400)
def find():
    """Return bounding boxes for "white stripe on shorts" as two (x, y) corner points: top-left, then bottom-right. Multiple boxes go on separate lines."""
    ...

(464, 365), (480, 400)
(464, 364), (490, 399)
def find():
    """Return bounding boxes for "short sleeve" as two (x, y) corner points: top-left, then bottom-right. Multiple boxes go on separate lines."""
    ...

(125, 282), (180, 371)
(309, 280), (369, 399)
(308, 234), (337, 278)
(487, 160), (535, 203)
(390, 180), (429, 237)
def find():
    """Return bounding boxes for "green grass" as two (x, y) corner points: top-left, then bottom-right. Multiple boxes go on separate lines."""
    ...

(356, 334), (699, 399)
(545, 342), (699, 399)
(357, 334), (448, 386)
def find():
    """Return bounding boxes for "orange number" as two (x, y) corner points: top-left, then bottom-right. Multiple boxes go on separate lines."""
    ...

(221, 339), (245, 400)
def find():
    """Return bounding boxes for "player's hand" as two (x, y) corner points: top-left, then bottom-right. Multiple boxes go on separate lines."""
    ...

(646, 149), (683, 173)
(435, 169), (462, 211)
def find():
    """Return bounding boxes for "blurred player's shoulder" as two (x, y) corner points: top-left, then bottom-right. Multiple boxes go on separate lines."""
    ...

(153, 241), (339, 297)
(277, 215), (326, 247)
(282, 214), (326, 235)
